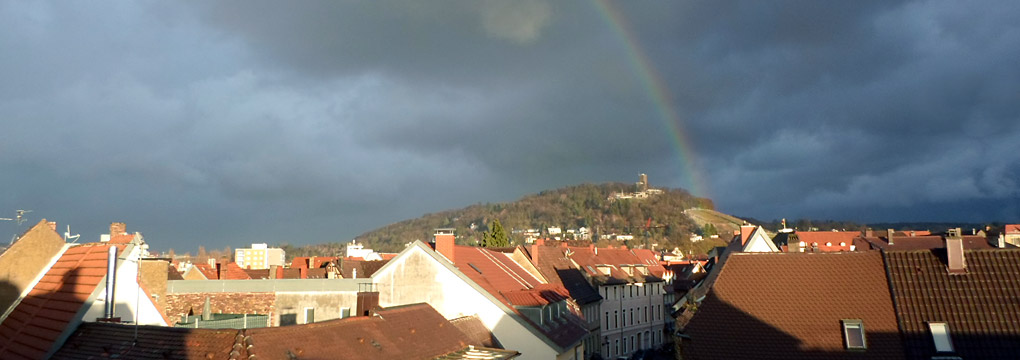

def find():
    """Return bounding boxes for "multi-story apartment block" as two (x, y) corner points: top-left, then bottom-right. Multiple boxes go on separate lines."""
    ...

(528, 240), (669, 359)
(234, 243), (286, 270)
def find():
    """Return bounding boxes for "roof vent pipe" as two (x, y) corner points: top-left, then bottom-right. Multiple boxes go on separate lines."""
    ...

(105, 246), (117, 319)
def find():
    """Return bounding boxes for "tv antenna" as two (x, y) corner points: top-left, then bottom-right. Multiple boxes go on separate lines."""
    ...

(14, 210), (31, 226)
(64, 225), (81, 243)
(4, 209), (33, 244)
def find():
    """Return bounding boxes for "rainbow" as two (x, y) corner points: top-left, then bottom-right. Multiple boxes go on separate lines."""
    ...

(593, 0), (709, 198)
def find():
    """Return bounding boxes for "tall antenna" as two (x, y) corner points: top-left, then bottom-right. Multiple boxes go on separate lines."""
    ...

(4, 209), (32, 245)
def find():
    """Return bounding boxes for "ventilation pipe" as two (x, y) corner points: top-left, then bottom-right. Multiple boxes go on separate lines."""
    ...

(105, 246), (118, 319)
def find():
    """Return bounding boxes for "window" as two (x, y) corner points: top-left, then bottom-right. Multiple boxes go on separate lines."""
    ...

(304, 308), (315, 324)
(629, 308), (634, 325)
(842, 319), (866, 350)
(614, 310), (618, 329)
(339, 307), (351, 318)
(605, 312), (609, 329)
(614, 340), (619, 356)
(928, 322), (954, 353)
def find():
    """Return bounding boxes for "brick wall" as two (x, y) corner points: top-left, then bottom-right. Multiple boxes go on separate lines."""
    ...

(165, 292), (276, 325)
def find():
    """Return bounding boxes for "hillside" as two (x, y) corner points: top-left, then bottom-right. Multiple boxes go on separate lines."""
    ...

(353, 182), (719, 254)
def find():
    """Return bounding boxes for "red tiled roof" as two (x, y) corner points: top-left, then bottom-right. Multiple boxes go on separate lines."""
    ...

(0, 242), (127, 360)
(1005, 224), (1020, 234)
(527, 245), (601, 304)
(565, 246), (666, 283)
(885, 249), (1020, 359)
(682, 252), (904, 359)
(447, 245), (587, 350)
(793, 231), (858, 251)
(192, 262), (251, 280)
(453, 246), (543, 307)
(290, 256), (341, 269)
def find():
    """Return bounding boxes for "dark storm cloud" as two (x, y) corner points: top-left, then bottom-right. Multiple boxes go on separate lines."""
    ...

(2, 1), (1018, 251)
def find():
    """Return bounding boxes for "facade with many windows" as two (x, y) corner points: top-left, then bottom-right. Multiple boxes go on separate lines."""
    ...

(234, 243), (286, 270)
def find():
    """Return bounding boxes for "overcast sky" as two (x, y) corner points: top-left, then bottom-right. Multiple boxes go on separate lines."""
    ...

(2, 0), (1018, 251)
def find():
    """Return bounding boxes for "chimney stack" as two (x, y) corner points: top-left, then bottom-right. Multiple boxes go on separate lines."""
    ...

(434, 229), (456, 263)
(887, 229), (895, 245)
(536, 238), (545, 247)
(110, 222), (126, 236)
(946, 229), (966, 274)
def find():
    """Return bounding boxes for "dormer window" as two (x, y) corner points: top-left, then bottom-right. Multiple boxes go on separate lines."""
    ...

(841, 319), (867, 350)
(928, 322), (954, 353)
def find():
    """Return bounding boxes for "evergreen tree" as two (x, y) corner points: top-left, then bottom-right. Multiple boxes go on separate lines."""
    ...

(482, 219), (510, 247)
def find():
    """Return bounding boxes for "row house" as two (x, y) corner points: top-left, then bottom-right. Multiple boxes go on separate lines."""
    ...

(527, 239), (670, 359)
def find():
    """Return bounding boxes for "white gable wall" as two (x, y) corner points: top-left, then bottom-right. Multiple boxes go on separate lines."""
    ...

(82, 244), (167, 326)
(372, 244), (563, 359)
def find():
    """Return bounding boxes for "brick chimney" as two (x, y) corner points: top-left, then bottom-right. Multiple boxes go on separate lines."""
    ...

(434, 229), (455, 263)
(110, 222), (126, 236)
(946, 228), (966, 274)
(740, 224), (756, 246)
(887, 228), (895, 245)
(536, 238), (545, 247)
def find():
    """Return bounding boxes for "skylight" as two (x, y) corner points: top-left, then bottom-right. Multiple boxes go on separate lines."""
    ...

(842, 319), (866, 350)
(928, 322), (954, 353)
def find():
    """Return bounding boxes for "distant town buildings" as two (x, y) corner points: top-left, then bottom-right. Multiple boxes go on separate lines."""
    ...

(234, 243), (285, 270)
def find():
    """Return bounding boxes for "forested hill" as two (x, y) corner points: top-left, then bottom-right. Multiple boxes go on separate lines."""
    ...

(354, 183), (717, 253)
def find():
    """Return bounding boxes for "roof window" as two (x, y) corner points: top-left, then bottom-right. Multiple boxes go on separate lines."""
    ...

(841, 319), (867, 350)
(928, 322), (954, 353)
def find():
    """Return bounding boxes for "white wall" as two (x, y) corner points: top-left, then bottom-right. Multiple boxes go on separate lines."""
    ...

(83, 245), (167, 326)
(372, 245), (564, 360)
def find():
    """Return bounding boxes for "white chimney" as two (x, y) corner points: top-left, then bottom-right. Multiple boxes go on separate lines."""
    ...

(946, 229), (966, 274)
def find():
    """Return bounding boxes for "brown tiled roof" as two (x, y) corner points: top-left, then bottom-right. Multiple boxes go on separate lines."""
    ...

(53, 303), (499, 360)
(863, 235), (993, 251)
(527, 245), (601, 304)
(0, 242), (127, 360)
(246, 303), (477, 359)
(885, 249), (1020, 359)
(167, 266), (184, 280)
(682, 251), (905, 359)
(342, 259), (390, 278)
(51, 322), (240, 360)
(567, 246), (665, 284)
(450, 315), (501, 348)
